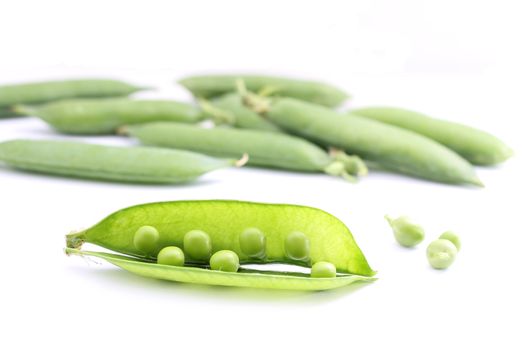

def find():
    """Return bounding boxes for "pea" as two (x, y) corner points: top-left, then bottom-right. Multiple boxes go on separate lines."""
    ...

(65, 200), (375, 277)
(179, 74), (349, 107)
(19, 98), (205, 135)
(210, 250), (240, 272)
(285, 231), (310, 261)
(239, 228), (266, 258)
(183, 230), (212, 261)
(133, 226), (159, 256)
(385, 215), (425, 248)
(0, 79), (145, 108)
(426, 239), (458, 269)
(256, 97), (482, 186)
(0, 139), (237, 184)
(311, 262), (337, 278)
(353, 107), (513, 165)
(125, 122), (367, 182)
(157, 246), (185, 266)
(439, 231), (461, 251)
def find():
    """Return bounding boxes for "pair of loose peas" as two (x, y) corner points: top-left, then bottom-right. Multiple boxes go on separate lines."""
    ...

(133, 226), (337, 277)
(385, 216), (461, 269)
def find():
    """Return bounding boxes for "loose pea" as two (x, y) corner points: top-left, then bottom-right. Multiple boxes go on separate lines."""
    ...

(157, 246), (185, 266)
(133, 226), (159, 256)
(285, 231), (310, 261)
(439, 231), (461, 251)
(385, 215), (425, 248)
(183, 230), (212, 261)
(210, 250), (240, 272)
(311, 262), (337, 278)
(426, 239), (458, 269)
(239, 228), (266, 258)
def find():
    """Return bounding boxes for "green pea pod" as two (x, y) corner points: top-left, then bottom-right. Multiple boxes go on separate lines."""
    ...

(352, 107), (513, 165)
(179, 74), (349, 107)
(0, 139), (238, 183)
(65, 200), (375, 276)
(0, 107), (19, 118)
(16, 98), (205, 135)
(0, 79), (147, 108)
(256, 97), (482, 186)
(124, 122), (367, 181)
(65, 249), (374, 291)
(205, 93), (282, 132)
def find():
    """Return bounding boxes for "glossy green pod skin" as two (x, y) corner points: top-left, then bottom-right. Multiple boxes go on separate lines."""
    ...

(0, 79), (146, 108)
(0, 139), (235, 183)
(65, 249), (374, 291)
(18, 98), (205, 134)
(264, 98), (482, 186)
(125, 122), (366, 181)
(179, 74), (349, 107)
(209, 93), (282, 132)
(66, 200), (375, 276)
(352, 107), (513, 166)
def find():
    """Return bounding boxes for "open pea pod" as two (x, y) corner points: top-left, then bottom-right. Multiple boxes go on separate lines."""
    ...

(66, 200), (375, 290)
(65, 249), (374, 291)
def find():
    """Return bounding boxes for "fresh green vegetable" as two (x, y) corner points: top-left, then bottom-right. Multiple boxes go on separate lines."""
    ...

(183, 230), (212, 261)
(239, 227), (266, 258)
(439, 231), (461, 251)
(0, 107), (19, 118)
(133, 226), (160, 256)
(65, 248), (374, 291)
(385, 215), (425, 248)
(204, 93), (282, 132)
(352, 107), (513, 165)
(0, 79), (145, 108)
(16, 98), (204, 134)
(0, 139), (238, 183)
(210, 250), (240, 272)
(179, 74), (349, 107)
(311, 262), (337, 278)
(284, 231), (310, 261)
(124, 122), (367, 182)
(250, 97), (482, 186)
(426, 239), (458, 269)
(157, 246), (185, 266)
(65, 200), (375, 276)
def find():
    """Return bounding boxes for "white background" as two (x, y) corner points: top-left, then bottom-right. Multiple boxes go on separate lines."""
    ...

(1, 1), (524, 349)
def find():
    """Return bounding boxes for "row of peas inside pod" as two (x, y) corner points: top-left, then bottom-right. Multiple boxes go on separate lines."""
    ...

(134, 225), (337, 277)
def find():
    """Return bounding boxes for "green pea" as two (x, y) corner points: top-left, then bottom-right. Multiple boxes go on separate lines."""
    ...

(311, 261), (337, 278)
(259, 97), (482, 186)
(426, 239), (458, 269)
(285, 231), (310, 261)
(353, 107), (513, 166)
(0, 79), (146, 108)
(133, 226), (159, 255)
(210, 250), (240, 272)
(157, 246), (185, 266)
(183, 230), (212, 261)
(385, 215), (425, 248)
(126, 122), (366, 182)
(239, 228), (266, 258)
(0, 139), (237, 184)
(439, 231), (461, 251)
(179, 74), (349, 107)
(19, 98), (205, 135)
(65, 200), (376, 277)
